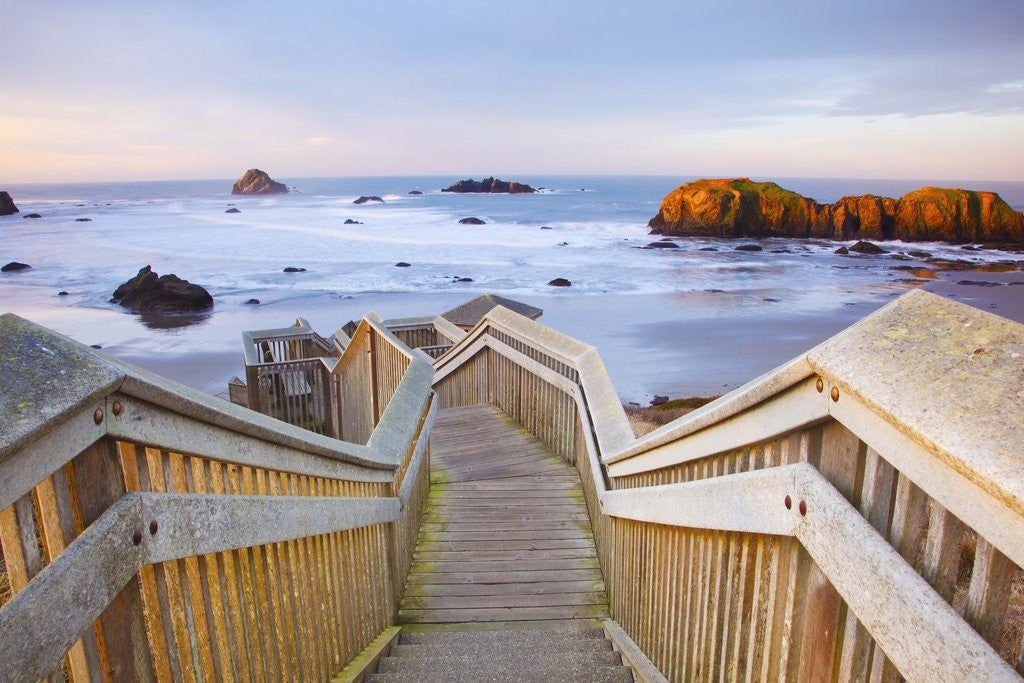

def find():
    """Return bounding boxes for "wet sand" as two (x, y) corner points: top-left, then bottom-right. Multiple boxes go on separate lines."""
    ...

(4, 267), (1020, 404)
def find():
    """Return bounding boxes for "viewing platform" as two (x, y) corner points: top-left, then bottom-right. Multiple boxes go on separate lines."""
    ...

(1, 289), (1022, 681)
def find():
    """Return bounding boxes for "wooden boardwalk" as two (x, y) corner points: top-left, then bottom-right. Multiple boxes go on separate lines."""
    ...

(398, 404), (610, 624)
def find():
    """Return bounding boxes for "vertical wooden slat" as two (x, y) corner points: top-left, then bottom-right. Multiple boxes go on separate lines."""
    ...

(965, 538), (1014, 645)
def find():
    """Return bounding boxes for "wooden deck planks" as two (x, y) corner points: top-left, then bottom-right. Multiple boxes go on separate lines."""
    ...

(399, 404), (610, 624)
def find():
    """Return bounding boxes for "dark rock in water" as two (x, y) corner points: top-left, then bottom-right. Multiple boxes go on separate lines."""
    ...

(770, 249), (791, 253)
(76, 203), (86, 207)
(354, 196), (384, 204)
(889, 254), (910, 261)
(548, 277), (572, 287)
(455, 277), (473, 282)
(244, 298), (260, 305)
(75, 217), (92, 222)
(699, 247), (718, 251)
(344, 219), (362, 224)
(957, 280), (1003, 287)
(58, 291), (69, 296)
(231, 169), (288, 195)
(834, 246), (849, 255)
(2, 262), (31, 272)
(24, 213), (42, 219)
(704, 288), (725, 293)
(443, 177), (536, 194)
(0, 191), (18, 216)
(283, 267), (306, 273)
(395, 262), (411, 267)
(540, 226), (553, 230)
(850, 240), (887, 254)
(459, 217), (486, 225)
(650, 395), (669, 406)
(961, 245), (980, 251)
(225, 207), (241, 214)
(735, 244), (763, 252)
(90, 344), (102, 349)
(646, 241), (680, 249)
(111, 265), (213, 312)
(763, 298), (781, 302)
(408, 190), (424, 195)
(907, 250), (932, 258)
(558, 241), (569, 246)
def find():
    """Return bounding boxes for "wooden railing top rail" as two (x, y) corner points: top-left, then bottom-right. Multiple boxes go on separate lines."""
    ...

(241, 317), (335, 365)
(383, 314), (467, 345)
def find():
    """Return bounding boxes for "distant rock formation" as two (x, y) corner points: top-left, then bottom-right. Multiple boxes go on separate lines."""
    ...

(0, 191), (18, 215)
(225, 207), (241, 214)
(459, 217), (486, 225)
(408, 190), (424, 195)
(344, 219), (362, 224)
(111, 266), (213, 312)
(354, 196), (384, 204)
(648, 178), (1024, 243)
(443, 177), (536, 194)
(548, 277), (572, 287)
(2, 262), (31, 272)
(23, 213), (42, 219)
(231, 169), (288, 195)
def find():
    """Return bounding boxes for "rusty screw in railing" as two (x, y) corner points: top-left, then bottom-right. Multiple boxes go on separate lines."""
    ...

(815, 378), (824, 393)
(799, 500), (807, 516)
(132, 529), (143, 546)
(93, 409), (104, 425)
(784, 495), (792, 509)
(112, 400), (123, 416)
(150, 520), (159, 535)
(830, 386), (840, 402)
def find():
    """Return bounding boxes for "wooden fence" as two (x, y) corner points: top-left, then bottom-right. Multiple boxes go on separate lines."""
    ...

(0, 312), (435, 681)
(433, 290), (1024, 681)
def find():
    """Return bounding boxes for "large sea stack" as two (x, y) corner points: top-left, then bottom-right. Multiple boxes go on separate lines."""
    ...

(0, 191), (19, 216)
(231, 169), (288, 195)
(443, 177), (536, 194)
(112, 266), (213, 312)
(648, 178), (1024, 243)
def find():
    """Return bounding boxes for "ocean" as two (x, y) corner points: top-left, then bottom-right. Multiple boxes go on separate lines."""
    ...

(2, 175), (1023, 402)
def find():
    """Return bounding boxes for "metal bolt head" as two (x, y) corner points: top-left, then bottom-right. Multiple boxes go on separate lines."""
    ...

(799, 500), (807, 516)
(815, 378), (824, 393)
(830, 386), (840, 402)
(93, 409), (104, 425)
(149, 520), (158, 535)
(784, 495), (792, 509)
(112, 400), (123, 416)
(132, 529), (143, 546)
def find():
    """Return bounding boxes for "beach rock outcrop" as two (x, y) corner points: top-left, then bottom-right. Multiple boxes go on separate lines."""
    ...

(2, 262), (31, 272)
(408, 190), (424, 195)
(443, 177), (536, 194)
(649, 178), (1024, 243)
(111, 266), (213, 312)
(283, 266), (306, 273)
(548, 277), (572, 287)
(0, 191), (18, 215)
(24, 213), (42, 219)
(344, 219), (362, 224)
(231, 169), (288, 195)
(354, 196), (383, 204)
(225, 207), (241, 214)
(459, 217), (486, 225)
(849, 240), (887, 254)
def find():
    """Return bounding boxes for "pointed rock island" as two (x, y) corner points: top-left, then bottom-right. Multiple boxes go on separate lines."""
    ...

(231, 169), (288, 195)
(648, 178), (1024, 243)
(443, 177), (536, 194)
(0, 191), (19, 216)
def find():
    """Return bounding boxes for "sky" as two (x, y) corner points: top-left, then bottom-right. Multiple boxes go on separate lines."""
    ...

(2, 0), (1023, 183)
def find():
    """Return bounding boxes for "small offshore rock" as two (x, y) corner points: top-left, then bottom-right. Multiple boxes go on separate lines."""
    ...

(540, 226), (553, 230)
(459, 217), (486, 225)
(548, 277), (572, 287)
(651, 395), (669, 406)
(956, 280), (1003, 287)
(90, 344), (102, 349)
(2, 262), (31, 272)
(24, 213), (42, 219)
(646, 241), (680, 249)
(0, 191), (20, 215)
(455, 277), (473, 282)
(58, 291), (69, 296)
(75, 217), (92, 222)
(408, 190), (424, 195)
(344, 219), (362, 224)
(849, 240), (887, 254)
(245, 298), (260, 305)
(907, 250), (932, 258)
(354, 196), (384, 204)
(834, 246), (850, 254)
(735, 244), (763, 252)
(699, 247), (718, 251)
(283, 267), (306, 273)
(225, 207), (241, 214)
(443, 177), (536, 194)
(111, 265), (213, 312)
(395, 262), (411, 267)
(231, 169), (288, 195)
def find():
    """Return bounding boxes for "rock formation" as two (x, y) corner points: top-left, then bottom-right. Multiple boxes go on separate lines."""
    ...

(354, 196), (384, 204)
(225, 207), (241, 214)
(23, 213), (42, 219)
(548, 278), (572, 287)
(443, 177), (536, 194)
(231, 169), (288, 195)
(111, 266), (213, 312)
(0, 191), (18, 215)
(459, 217), (486, 225)
(2, 262), (31, 272)
(648, 178), (1024, 243)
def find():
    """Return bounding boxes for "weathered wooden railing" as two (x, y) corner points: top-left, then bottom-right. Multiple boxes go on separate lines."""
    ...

(382, 315), (465, 361)
(433, 289), (1024, 681)
(0, 313), (435, 681)
(241, 319), (339, 435)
